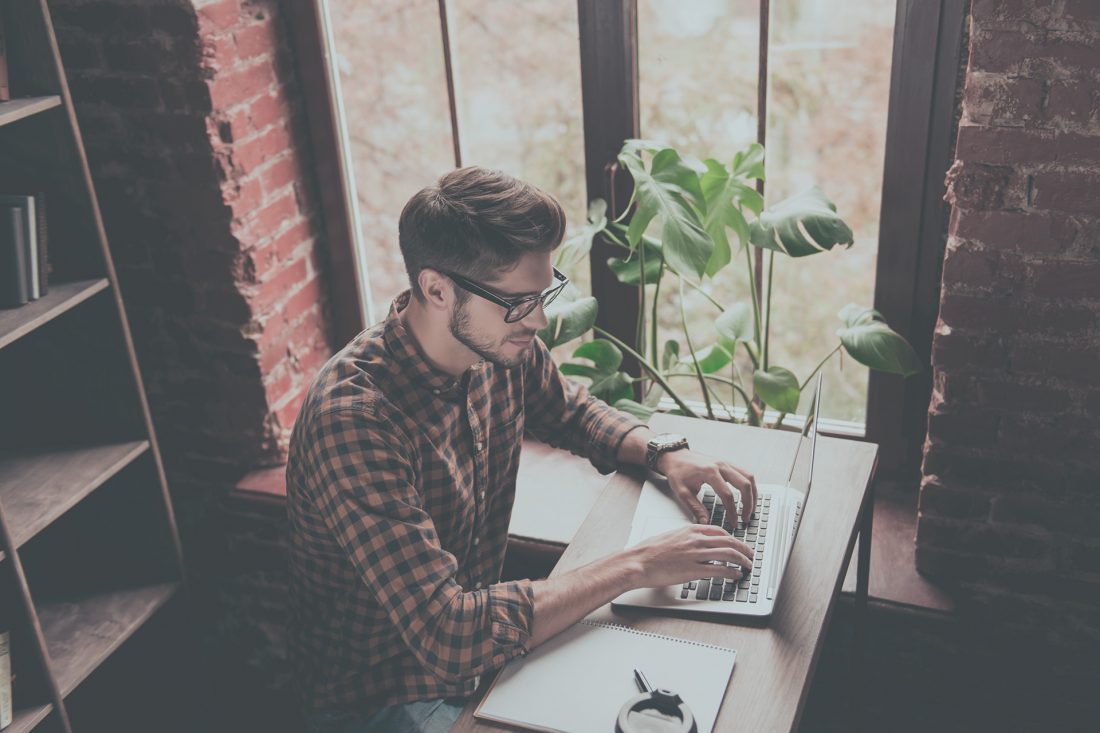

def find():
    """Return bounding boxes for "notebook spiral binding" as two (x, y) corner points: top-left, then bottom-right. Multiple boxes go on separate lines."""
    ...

(579, 619), (736, 653)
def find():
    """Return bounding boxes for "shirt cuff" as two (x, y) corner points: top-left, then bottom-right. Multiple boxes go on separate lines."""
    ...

(488, 579), (535, 658)
(586, 409), (648, 474)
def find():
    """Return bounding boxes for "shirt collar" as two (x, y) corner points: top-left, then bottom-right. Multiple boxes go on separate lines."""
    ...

(383, 290), (485, 398)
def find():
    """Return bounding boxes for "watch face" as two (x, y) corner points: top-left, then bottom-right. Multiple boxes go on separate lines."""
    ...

(654, 434), (685, 448)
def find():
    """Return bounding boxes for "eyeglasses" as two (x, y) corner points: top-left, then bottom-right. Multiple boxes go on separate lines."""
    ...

(440, 267), (569, 323)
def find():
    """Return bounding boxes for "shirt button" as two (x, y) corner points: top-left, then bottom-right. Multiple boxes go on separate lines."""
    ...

(432, 388), (440, 395)
(473, 537), (480, 546)
(480, 490), (486, 500)
(475, 581), (483, 590)
(475, 441), (484, 451)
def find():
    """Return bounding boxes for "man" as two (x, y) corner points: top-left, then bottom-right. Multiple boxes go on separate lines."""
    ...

(287, 167), (757, 733)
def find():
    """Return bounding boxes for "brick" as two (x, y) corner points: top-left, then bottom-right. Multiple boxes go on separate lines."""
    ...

(1045, 80), (1099, 126)
(937, 293), (1020, 332)
(927, 410), (1000, 448)
(245, 191), (300, 243)
(922, 446), (1070, 494)
(1030, 260), (1100, 300)
(955, 126), (1100, 167)
(919, 480), (993, 520)
(1032, 172), (1100, 214)
(993, 496), (1100, 536)
(968, 29), (1040, 74)
(1000, 413), (1099, 459)
(254, 257), (308, 313)
(280, 277), (325, 324)
(963, 74), (1044, 126)
(251, 219), (312, 280)
(931, 328), (1007, 371)
(942, 245), (999, 285)
(259, 154), (301, 196)
(197, 0), (241, 33)
(974, 379), (1072, 413)
(1066, 541), (1100, 575)
(248, 92), (291, 132)
(233, 123), (293, 171)
(952, 210), (1065, 255)
(1011, 343), (1100, 384)
(208, 60), (277, 110)
(944, 160), (1013, 210)
(915, 544), (1047, 582)
(235, 19), (278, 61)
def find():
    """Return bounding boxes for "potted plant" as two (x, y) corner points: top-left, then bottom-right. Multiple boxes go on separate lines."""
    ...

(538, 139), (920, 427)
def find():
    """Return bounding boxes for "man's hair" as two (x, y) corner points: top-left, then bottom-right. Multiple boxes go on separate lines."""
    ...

(397, 166), (566, 301)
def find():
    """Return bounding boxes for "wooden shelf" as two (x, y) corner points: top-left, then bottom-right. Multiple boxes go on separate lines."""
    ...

(7, 703), (54, 733)
(38, 582), (180, 698)
(0, 442), (149, 550)
(0, 280), (110, 351)
(0, 96), (62, 129)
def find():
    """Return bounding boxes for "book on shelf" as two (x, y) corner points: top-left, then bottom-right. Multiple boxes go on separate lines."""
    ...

(0, 193), (49, 308)
(0, 11), (10, 102)
(0, 205), (30, 308)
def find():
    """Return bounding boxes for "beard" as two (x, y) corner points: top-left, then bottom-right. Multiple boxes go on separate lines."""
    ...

(448, 298), (534, 369)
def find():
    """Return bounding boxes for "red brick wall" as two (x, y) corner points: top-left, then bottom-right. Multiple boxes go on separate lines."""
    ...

(49, 0), (333, 490)
(919, 0), (1100, 647)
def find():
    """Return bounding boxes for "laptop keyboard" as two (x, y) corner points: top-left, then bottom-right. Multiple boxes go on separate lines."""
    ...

(680, 488), (769, 603)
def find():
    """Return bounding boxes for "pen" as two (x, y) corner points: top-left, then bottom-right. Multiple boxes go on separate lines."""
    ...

(633, 667), (653, 693)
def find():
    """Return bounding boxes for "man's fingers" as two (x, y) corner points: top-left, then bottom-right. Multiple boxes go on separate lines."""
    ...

(709, 471), (742, 528)
(719, 464), (756, 525)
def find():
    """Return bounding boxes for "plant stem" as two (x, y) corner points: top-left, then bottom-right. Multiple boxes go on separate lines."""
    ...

(801, 344), (842, 390)
(636, 230), (647, 360)
(744, 239), (762, 355)
(681, 277), (725, 311)
(593, 326), (698, 417)
(667, 372), (753, 409)
(763, 250), (774, 371)
(650, 249), (664, 372)
(678, 279), (715, 419)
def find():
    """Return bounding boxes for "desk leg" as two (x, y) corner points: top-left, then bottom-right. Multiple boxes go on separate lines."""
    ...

(851, 484), (874, 730)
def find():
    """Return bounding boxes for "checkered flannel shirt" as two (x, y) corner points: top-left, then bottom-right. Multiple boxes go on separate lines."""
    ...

(286, 290), (646, 715)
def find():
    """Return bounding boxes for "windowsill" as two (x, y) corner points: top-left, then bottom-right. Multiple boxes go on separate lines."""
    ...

(231, 440), (954, 615)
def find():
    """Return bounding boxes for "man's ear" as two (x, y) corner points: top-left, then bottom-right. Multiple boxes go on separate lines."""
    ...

(418, 268), (452, 311)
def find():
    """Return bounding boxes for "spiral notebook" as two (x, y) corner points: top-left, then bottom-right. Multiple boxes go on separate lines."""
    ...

(474, 619), (737, 733)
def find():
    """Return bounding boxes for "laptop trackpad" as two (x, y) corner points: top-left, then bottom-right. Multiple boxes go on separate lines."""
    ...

(627, 513), (693, 548)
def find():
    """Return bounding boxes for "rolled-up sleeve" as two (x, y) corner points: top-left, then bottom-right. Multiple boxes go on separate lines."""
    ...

(523, 337), (647, 474)
(306, 405), (534, 684)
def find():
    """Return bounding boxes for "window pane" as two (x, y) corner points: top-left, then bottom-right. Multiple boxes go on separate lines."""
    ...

(638, 0), (895, 425)
(327, 0), (454, 321)
(639, 0), (761, 417)
(449, 0), (587, 363)
(764, 0), (895, 423)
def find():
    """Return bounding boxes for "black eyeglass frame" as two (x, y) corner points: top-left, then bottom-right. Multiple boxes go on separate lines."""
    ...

(439, 267), (569, 323)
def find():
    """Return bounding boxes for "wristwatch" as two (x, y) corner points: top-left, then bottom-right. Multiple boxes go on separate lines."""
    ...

(646, 433), (689, 473)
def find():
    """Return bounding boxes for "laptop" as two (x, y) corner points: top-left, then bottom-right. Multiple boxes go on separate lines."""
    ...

(611, 373), (823, 619)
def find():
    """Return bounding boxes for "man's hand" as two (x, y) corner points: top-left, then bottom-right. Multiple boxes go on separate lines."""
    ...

(627, 524), (754, 588)
(656, 449), (757, 529)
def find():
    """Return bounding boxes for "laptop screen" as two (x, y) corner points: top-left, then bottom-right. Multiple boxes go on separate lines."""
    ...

(785, 373), (823, 497)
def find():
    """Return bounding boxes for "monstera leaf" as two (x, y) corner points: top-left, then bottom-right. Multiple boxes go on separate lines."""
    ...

(699, 146), (766, 276)
(680, 343), (732, 374)
(559, 339), (633, 403)
(536, 284), (596, 349)
(607, 234), (665, 285)
(715, 302), (755, 345)
(749, 186), (854, 258)
(618, 144), (714, 279)
(836, 304), (921, 376)
(614, 398), (657, 420)
(555, 199), (608, 271)
(753, 366), (801, 413)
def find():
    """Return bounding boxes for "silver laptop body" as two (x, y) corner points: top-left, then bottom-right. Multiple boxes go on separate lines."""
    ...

(611, 374), (823, 620)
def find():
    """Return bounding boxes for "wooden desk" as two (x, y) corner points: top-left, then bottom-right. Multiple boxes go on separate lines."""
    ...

(454, 413), (878, 733)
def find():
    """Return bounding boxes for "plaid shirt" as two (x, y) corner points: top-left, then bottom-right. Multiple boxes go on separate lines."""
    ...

(286, 290), (646, 714)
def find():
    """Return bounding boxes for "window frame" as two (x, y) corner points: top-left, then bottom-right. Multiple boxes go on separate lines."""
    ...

(293, 0), (967, 473)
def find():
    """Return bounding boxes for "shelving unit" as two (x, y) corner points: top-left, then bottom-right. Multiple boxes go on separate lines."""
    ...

(0, 2), (189, 731)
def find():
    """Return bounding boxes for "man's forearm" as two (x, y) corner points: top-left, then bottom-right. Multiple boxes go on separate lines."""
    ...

(616, 425), (656, 468)
(527, 547), (641, 650)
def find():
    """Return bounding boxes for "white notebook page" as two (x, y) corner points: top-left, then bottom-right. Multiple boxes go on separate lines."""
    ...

(475, 619), (736, 733)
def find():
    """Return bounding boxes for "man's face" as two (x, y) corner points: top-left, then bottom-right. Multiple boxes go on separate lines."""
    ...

(447, 251), (553, 369)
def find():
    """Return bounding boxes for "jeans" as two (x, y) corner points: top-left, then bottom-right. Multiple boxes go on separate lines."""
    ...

(305, 699), (464, 733)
